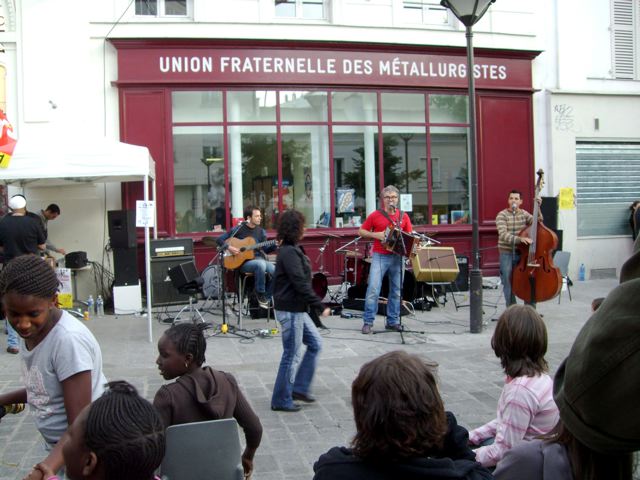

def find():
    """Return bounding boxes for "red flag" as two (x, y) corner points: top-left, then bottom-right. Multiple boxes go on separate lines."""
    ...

(0, 109), (17, 168)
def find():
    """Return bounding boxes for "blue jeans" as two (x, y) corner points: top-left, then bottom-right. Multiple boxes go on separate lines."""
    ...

(240, 258), (274, 296)
(500, 252), (517, 306)
(363, 252), (402, 327)
(6, 320), (18, 349)
(271, 311), (322, 409)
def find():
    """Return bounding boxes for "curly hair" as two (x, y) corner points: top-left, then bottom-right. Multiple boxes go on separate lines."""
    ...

(163, 323), (208, 366)
(276, 209), (305, 245)
(0, 255), (60, 298)
(85, 381), (165, 480)
(491, 304), (548, 377)
(350, 351), (448, 461)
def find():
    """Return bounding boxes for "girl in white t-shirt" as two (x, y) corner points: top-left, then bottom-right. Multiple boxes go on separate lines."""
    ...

(0, 254), (107, 479)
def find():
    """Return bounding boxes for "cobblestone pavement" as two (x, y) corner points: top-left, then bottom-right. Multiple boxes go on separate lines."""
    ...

(0, 278), (617, 479)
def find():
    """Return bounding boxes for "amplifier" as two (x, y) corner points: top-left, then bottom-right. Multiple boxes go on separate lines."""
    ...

(411, 247), (459, 283)
(65, 251), (88, 269)
(150, 238), (194, 258)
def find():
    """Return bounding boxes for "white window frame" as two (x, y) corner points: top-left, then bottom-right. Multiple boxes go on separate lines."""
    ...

(611, 0), (639, 79)
(402, 1), (452, 26)
(135, 0), (191, 18)
(274, 0), (328, 21)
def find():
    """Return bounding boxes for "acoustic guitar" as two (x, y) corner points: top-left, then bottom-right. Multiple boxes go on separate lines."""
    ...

(223, 237), (278, 270)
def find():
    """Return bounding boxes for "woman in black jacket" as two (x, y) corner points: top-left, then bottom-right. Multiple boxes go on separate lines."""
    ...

(271, 209), (329, 412)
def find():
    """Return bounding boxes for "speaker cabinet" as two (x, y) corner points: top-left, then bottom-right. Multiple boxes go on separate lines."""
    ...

(108, 210), (137, 249)
(411, 247), (459, 283)
(113, 248), (139, 287)
(454, 255), (469, 292)
(168, 261), (199, 289)
(540, 197), (559, 232)
(151, 256), (193, 306)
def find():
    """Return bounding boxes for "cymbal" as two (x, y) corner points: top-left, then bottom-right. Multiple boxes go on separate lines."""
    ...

(201, 236), (218, 247)
(336, 250), (363, 258)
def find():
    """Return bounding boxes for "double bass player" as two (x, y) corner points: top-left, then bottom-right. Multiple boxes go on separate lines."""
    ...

(496, 190), (541, 308)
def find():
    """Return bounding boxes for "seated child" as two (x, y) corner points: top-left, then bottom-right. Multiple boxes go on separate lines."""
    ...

(313, 350), (492, 480)
(0, 255), (107, 477)
(35, 380), (165, 480)
(468, 305), (559, 467)
(153, 323), (263, 478)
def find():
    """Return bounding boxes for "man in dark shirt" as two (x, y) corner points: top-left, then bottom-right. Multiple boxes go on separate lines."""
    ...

(217, 206), (276, 308)
(0, 195), (46, 353)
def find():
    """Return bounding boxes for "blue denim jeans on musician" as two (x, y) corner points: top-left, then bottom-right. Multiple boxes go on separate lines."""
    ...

(500, 251), (518, 306)
(240, 258), (275, 296)
(271, 311), (322, 409)
(363, 252), (402, 327)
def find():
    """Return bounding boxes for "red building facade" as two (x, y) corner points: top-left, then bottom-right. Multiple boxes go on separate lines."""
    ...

(112, 39), (538, 284)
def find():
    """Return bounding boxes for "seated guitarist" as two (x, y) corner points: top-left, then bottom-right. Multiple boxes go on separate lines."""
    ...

(357, 185), (412, 334)
(217, 206), (277, 309)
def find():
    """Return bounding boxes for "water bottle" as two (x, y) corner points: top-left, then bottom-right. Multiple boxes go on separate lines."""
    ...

(86, 295), (94, 320)
(579, 263), (586, 282)
(0, 403), (26, 419)
(96, 295), (104, 317)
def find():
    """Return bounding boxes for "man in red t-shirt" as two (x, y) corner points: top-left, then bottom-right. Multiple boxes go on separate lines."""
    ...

(358, 185), (412, 334)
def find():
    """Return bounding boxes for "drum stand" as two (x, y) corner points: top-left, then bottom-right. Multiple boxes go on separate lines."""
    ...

(333, 237), (362, 303)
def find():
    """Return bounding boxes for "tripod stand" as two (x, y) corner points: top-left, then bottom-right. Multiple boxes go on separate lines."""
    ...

(373, 260), (424, 344)
(210, 244), (251, 339)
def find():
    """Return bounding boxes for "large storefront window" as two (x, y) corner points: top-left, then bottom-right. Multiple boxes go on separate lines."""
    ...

(171, 89), (471, 234)
(173, 126), (224, 234)
(429, 127), (469, 225)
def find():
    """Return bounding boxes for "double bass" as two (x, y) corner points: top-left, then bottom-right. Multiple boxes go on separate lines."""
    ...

(511, 170), (562, 303)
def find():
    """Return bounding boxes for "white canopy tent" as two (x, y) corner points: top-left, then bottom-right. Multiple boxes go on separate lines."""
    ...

(0, 135), (157, 342)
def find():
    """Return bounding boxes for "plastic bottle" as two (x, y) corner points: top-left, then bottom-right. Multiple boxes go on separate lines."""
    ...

(86, 295), (94, 320)
(579, 263), (586, 281)
(96, 295), (104, 317)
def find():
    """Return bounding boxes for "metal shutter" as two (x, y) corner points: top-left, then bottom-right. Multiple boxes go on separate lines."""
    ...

(576, 142), (640, 237)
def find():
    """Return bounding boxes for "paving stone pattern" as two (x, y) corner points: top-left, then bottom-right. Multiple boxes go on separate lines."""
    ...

(0, 279), (617, 480)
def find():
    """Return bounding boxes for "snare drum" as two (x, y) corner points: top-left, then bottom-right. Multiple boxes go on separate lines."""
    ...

(312, 272), (328, 299)
(201, 265), (221, 299)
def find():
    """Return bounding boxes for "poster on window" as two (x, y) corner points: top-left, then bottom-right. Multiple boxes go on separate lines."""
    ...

(336, 188), (355, 213)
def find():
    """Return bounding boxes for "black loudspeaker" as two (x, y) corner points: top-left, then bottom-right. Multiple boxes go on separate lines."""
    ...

(113, 248), (139, 286)
(168, 261), (199, 289)
(65, 251), (88, 269)
(540, 197), (558, 232)
(108, 210), (137, 249)
(151, 256), (193, 306)
(454, 255), (469, 292)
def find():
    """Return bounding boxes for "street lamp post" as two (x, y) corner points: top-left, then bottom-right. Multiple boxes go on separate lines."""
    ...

(440, 0), (495, 333)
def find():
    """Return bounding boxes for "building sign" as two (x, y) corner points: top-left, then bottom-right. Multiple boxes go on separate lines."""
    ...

(113, 42), (533, 90)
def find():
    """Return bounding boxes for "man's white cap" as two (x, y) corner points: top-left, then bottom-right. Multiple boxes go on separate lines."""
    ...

(8, 195), (26, 210)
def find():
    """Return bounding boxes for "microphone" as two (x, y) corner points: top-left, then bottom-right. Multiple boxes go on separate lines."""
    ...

(389, 203), (397, 212)
(511, 202), (517, 212)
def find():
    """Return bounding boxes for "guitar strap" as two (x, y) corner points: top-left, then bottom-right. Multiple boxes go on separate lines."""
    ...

(377, 208), (403, 229)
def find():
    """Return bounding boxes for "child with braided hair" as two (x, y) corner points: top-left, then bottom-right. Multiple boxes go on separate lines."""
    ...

(0, 255), (107, 480)
(35, 380), (165, 480)
(154, 322), (263, 479)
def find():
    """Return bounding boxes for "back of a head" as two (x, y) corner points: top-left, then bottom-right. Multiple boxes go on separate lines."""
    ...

(85, 381), (165, 480)
(277, 209), (305, 245)
(554, 277), (640, 455)
(0, 255), (59, 299)
(351, 351), (447, 461)
(491, 304), (548, 378)
(164, 322), (208, 366)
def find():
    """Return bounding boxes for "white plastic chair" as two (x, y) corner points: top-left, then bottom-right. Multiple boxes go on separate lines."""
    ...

(553, 251), (572, 303)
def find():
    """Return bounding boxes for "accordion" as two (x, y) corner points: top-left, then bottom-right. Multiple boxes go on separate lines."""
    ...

(382, 226), (419, 257)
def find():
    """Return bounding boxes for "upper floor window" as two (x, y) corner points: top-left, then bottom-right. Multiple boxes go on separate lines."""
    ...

(275, 0), (327, 20)
(611, 0), (639, 79)
(135, 0), (188, 17)
(403, 1), (451, 26)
